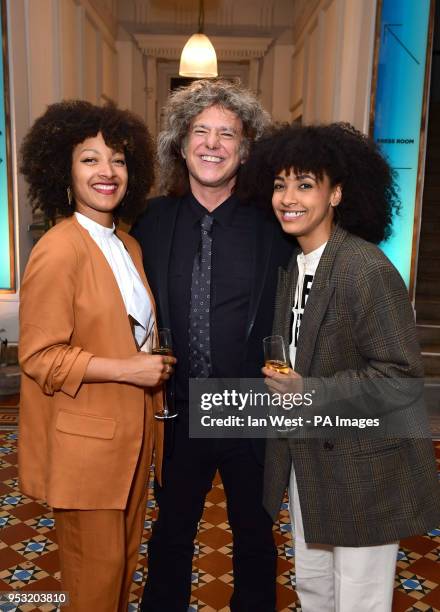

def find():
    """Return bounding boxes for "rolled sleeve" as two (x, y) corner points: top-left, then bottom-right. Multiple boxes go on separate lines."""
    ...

(19, 229), (93, 398)
(61, 348), (93, 397)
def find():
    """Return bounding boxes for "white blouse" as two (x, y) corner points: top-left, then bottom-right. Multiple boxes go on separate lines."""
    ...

(75, 212), (154, 348)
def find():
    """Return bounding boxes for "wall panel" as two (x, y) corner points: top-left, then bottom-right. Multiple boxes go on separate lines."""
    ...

(303, 19), (318, 124)
(59, 0), (80, 99)
(271, 44), (294, 123)
(320, 0), (338, 121)
(131, 46), (147, 120)
(26, 0), (58, 120)
(290, 0), (376, 130)
(102, 38), (117, 101)
(291, 43), (304, 119)
(83, 15), (98, 102)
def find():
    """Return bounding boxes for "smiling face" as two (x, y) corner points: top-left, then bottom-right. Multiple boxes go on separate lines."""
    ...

(182, 104), (244, 198)
(272, 169), (341, 254)
(71, 132), (128, 227)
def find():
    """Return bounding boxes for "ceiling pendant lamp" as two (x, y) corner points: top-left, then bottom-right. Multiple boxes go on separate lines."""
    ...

(179, 0), (218, 78)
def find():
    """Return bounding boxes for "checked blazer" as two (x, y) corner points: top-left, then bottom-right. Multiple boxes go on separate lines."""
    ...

(263, 224), (440, 547)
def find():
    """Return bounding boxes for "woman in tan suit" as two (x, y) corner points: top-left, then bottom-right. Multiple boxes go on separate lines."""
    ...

(18, 100), (175, 611)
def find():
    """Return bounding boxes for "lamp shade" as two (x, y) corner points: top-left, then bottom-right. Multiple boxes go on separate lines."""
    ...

(179, 33), (218, 78)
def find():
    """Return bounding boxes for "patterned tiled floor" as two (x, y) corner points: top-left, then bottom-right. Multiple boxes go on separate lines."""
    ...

(0, 406), (439, 610)
(0, 394), (19, 432)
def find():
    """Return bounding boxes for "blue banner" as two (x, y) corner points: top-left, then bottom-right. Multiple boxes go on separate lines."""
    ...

(373, 0), (431, 287)
(0, 3), (12, 290)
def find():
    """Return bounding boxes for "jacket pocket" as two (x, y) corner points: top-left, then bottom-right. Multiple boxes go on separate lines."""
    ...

(55, 410), (116, 440)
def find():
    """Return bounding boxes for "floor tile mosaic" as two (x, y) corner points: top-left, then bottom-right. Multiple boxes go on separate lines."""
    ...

(0, 396), (19, 432)
(0, 419), (438, 610)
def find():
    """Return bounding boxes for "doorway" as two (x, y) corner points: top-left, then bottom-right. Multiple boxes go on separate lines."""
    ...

(415, 0), (440, 380)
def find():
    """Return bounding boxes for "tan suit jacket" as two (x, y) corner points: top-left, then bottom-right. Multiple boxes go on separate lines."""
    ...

(18, 216), (163, 509)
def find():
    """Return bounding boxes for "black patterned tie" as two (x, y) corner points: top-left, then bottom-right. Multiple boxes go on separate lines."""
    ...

(189, 214), (213, 378)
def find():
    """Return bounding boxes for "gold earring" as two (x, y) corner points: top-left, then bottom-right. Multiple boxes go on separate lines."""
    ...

(67, 187), (73, 207)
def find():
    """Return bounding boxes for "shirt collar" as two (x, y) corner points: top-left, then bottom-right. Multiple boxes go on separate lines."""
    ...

(298, 241), (328, 266)
(185, 191), (239, 228)
(75, 211), (115, 237)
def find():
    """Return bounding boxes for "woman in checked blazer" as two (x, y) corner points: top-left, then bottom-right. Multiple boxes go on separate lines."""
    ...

(18, 101), (175, 611)
(239, 123), (440, 612)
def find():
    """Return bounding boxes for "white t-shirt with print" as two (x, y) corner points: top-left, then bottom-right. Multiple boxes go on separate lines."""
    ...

(289, 242), (327, 368)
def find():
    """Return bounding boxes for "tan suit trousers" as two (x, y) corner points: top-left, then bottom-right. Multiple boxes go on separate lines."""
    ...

(54, 411), (152, 612)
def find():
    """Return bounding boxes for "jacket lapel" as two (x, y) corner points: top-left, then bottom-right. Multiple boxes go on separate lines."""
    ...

(152, 198), (180, 328)
(72, 217), (129, 319)
(71, 218), (137, 349)
(294, 287), (333, 375)
(287, 225), (348, 375)
(277, 254), (298, 346)
(245, 210), (276, 341)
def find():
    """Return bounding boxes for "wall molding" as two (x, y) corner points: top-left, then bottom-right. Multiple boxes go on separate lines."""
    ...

(74, 0), (117, 48)
(134, 34), (272, 61)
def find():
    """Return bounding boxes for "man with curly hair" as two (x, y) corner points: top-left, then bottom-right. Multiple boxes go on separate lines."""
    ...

(131, 79), (293, 611)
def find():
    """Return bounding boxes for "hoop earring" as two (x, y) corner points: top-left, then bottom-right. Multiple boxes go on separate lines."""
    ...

(67, 186), (73, 207)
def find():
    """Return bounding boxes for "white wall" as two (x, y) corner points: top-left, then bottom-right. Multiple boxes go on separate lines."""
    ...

(260, 44), (275, 116)
(117, 29), (148, 123)
(289, 0), (377, 132)
(271, 35), (295, 124)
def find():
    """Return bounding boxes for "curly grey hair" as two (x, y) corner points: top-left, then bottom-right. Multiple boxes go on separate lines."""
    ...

(157, 78), (271, 195)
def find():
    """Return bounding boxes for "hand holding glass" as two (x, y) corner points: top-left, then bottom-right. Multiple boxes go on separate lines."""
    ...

(153, 328), (177, 420)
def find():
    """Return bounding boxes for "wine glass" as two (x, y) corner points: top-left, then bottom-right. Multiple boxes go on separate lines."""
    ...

(263, 335), (289, 373)
(263, 335), (296, 434)
(152, 328), (177, 420)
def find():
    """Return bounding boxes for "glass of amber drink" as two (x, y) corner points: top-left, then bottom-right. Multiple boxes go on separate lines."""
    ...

(263, 335), (289, 373)
(152, 329), (173, 358)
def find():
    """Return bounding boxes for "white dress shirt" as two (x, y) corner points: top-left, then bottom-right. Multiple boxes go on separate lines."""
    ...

(75, 212), (154, 348)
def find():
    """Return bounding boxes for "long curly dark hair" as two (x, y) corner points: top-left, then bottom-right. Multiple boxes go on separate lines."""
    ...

(238, 122), (400, 244)
(20, 100), (155, 223)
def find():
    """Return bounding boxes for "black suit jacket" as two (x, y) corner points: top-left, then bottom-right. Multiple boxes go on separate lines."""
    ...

(131, 195), (294, 461)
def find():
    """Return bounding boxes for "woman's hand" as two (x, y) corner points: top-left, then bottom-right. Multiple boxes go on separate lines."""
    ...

(119, 353), (176, 387)
(84, 353), (176, 387)
(262, 366), (303, 395)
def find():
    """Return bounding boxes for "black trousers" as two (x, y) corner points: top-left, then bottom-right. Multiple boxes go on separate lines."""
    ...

(141, 415), (277, 612)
